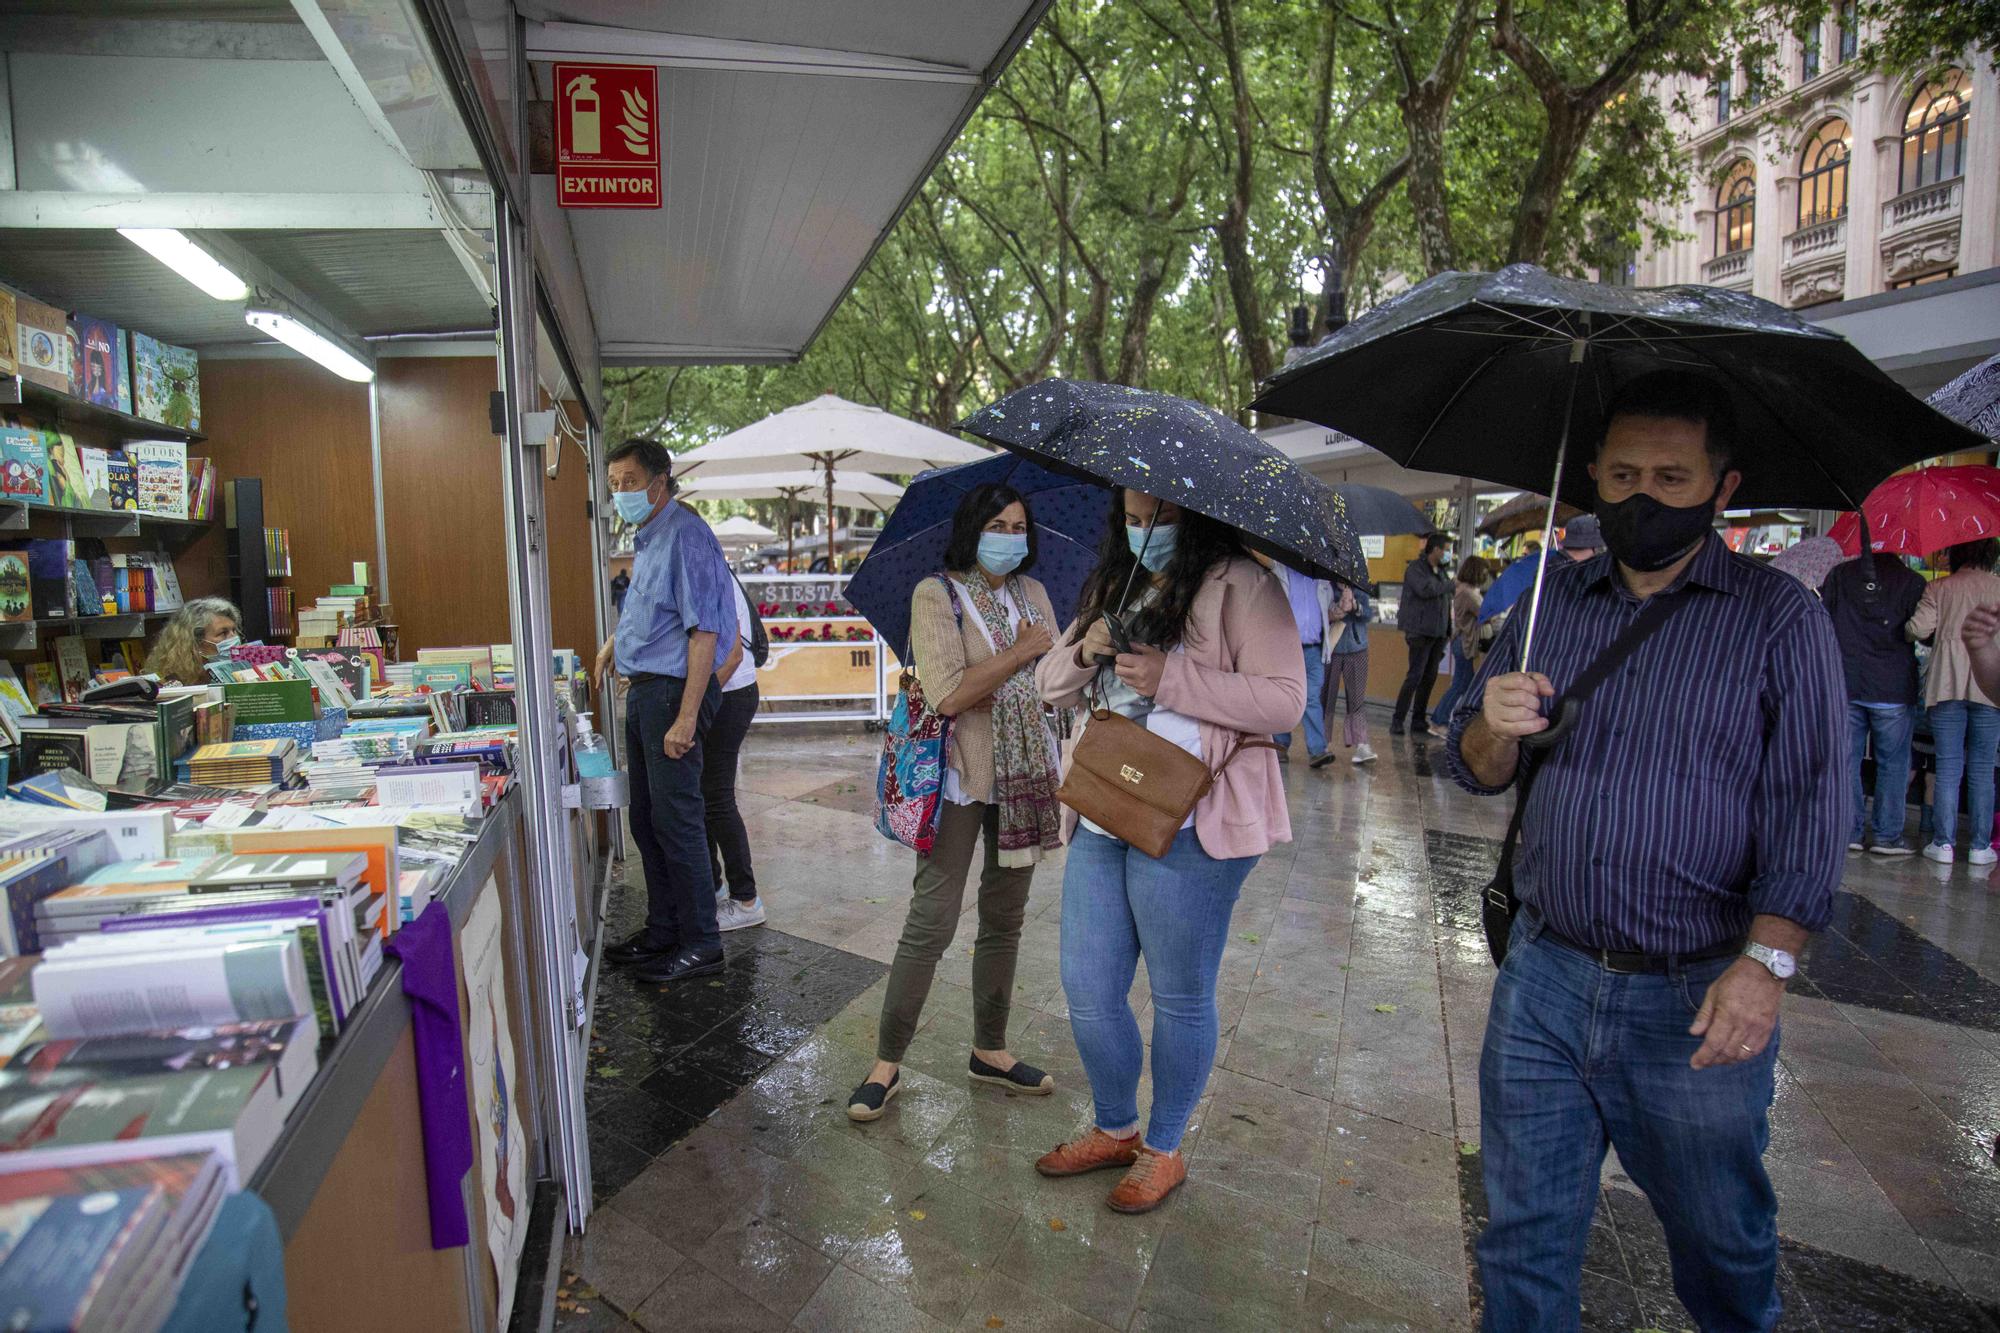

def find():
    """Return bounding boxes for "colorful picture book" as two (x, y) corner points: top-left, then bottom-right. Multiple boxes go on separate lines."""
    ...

(0, 553), (29, 624)
(0, 426), (49, 504)
(129, 332), (201, 432)
(43, 432), (89, 510)
(68, 315), (130, 414)
(80, 446), (111, 509)
(0, 289), (14, 377)
(106, 454), (138, 511)
(14, 297), (70, 393)
(129, 440), (188, 520)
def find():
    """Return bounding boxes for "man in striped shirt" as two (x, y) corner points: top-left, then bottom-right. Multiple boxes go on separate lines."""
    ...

(1446, 371), (1845, 1332)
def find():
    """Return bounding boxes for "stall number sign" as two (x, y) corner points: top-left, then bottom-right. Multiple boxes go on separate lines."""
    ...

(555, 63), (661, 208)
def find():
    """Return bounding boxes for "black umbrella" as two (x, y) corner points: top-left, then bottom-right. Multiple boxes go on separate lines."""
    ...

(1253, 264), (1982, 669)
(956, 380), (1369, 588)
(1928, 352), (2000, 440)
(1330, 483), (1428, 537)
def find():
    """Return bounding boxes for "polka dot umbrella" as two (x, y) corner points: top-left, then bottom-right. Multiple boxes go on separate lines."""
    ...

(955, 380), (1368, 589)
(1826, 466), (2000, 558)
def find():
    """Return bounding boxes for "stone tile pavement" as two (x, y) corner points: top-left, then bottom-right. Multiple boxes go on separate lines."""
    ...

(559, 718), (2000, 1331)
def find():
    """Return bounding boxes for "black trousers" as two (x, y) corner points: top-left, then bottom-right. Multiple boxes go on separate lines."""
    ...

(1393, 633), (1446, 729)
(704, 682), (760, 901)
(625, 674), (722, 951)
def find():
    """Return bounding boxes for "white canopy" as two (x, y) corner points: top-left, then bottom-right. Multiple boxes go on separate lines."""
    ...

(681, 469), (905, 512)
(709, 515), (778, 543)
(673, 393), (989, 478)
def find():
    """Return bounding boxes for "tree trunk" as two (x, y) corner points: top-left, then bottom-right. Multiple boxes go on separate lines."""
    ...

(1212, 0), (1272, 387)
(1403, 84), (1458, 275)
(1506, 101), (1593, 265)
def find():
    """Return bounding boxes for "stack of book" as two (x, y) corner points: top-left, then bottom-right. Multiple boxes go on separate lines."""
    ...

(185, 739), (300, 789)
(413, 728), (516, 774)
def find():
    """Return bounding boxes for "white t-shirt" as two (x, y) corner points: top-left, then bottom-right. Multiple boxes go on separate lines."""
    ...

(722, 580), (759, 693)
(943, 579), (1021, 807)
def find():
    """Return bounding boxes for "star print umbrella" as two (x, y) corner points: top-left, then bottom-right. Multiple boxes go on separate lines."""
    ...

(955, 380), (1368, 588)
(847, 454), (1110, 658)
(1826, 466), (2000, 559)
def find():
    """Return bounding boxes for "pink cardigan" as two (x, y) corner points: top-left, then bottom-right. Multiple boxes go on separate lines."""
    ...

(1037, 557), (1307, 859)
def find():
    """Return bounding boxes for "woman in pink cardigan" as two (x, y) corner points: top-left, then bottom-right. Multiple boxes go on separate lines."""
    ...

(1033, 489), (1305, 1212)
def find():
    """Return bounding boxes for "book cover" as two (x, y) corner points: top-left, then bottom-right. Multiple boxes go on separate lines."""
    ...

(230, 829), (397, 939)
(14, 538), (71, 618)
(128, 333), (200, 432)
(33, 931), (312, 1038)
(8, 768), (109, 813)
(14, 298), (70, 392)
(105, 455), (137, 512)
(0, 427), (49, 504)
(412, 663), (473, 692)
(52, 635), (90, 702)
(18, 730), (88, 779)
(43, 433), (89, 510)
(0, 662), (34, 718)
(0, 289), (14, 377)
(79, 446), (111, 510)
(0, 1179), (167, 1330)
(190, 851), (365, 897)
(26, 664), (61, 708)
(11, 1017), (312, 1077)
(69, 315), (124, 410)
(69, 560), (105, 618)
(0, 553), (30, 625)
(221, 680), (315, 725)
(129, 441), (188, 520)
(185, 458), (214, 521)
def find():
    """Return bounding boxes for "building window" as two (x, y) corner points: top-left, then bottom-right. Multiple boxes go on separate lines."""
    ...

(1889, 268), (1958, 290)
(1836, 1), (1858, 63)
(1800, 22), (1821, 82)
(1717, 160), (1755, 254)
(1797, 119), (1850, 227)
(1900, 70), (1971, 193)
(1716, 73), (1732, 124)
(1744, 67), (1764, 109)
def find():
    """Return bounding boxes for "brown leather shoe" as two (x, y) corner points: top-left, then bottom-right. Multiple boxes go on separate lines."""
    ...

(1105, 1147), (1187, 1213)
(1034, 1127), (1141, 1178)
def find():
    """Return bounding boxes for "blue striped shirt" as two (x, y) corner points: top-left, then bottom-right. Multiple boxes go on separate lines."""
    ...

(1444, 535), (1846, 953)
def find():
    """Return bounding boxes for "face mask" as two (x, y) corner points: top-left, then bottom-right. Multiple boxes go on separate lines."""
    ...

(209, 635), (241, 656)
(1127, 521), (1179, 574)
(976, 532), (1028, 576)
(1595, 486), (1718, 573)
(612, 483), (658, 524)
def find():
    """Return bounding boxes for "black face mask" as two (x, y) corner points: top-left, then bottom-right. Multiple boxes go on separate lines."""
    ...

(1595, 485), (1719, 573)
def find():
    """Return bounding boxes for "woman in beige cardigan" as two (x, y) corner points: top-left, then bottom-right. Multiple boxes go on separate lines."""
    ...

(849, 484), (1065, 1122)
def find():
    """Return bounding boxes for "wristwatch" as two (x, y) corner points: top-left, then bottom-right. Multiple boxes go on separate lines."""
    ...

(1741, 941), (1797, 981)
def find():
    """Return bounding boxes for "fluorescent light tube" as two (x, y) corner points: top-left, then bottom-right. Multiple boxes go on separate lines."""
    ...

(245, 308), (375, 383)
(118, 228), (250, 301)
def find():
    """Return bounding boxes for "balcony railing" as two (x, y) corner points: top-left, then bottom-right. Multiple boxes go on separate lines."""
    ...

(1784, 215), (1846, 264)
(1882, 177), (1963, 236)
(1703, 249), (1752, 286)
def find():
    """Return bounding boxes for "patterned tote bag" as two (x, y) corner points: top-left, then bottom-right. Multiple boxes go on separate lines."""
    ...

(874, 577), (962, 853)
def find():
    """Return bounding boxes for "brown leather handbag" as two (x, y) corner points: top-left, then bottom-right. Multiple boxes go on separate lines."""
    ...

(1057, 708), (1280, 858)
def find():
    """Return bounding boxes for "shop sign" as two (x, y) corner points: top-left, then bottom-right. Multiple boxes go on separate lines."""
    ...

(554, 63), (662, 209)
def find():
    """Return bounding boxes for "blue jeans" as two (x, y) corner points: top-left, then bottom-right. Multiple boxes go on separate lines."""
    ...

(1926, 699), (2000, 850)
(1847, 702), (1912, 846)
(1061, 827), (1257, 1153)
(1478, 916), (1780, 1333)
(1275, 649), (1327, 757)
(1432, 639), (1474, 727)
(625, 675), (723, 952)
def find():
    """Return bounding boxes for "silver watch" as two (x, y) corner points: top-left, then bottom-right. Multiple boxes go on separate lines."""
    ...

(1741, 942), (1796, 980)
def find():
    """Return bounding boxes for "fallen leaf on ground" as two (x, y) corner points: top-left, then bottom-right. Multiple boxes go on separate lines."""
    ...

(1372, 1004), (1397, 1014)
(1239, 932), (1260, 944)
(988, 1319), (1006, 1328)
(908, 1209), (926, 1220)
(1337, 1177), (1355, 1187)
(594, 1066), (622, 1078)
(1459, 1142), (1478, 1156)
(864, 897), (886, 904)
(1049, 1218), (1067, 1231)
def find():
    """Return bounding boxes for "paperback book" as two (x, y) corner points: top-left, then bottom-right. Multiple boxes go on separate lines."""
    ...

(0, 426), (49, 504)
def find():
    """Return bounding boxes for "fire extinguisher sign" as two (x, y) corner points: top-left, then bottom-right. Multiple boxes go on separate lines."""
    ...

(554, 63), (661, 209)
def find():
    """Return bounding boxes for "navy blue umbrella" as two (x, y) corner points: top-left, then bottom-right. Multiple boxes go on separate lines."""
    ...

(1331, 483), (1428, 537)
(957, 380), (1368, 587)
(847, 454), (1110, 658)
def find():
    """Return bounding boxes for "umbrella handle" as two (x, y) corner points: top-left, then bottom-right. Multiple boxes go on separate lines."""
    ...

(1521, 697), (1580, 751)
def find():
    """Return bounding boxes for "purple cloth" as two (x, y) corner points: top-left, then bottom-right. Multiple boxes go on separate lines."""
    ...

(1282, 565), (1324, 644)
(385, 902), (473, 1249)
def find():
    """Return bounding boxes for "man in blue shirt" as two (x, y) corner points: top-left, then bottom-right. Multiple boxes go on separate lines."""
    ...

(1273, 563), (1331, 765)
(1445, 372), (1845, 1331)
(596, 438), (739, 983)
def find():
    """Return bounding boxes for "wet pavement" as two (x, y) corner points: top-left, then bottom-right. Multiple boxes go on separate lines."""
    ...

(559, 718), (2000, 1331)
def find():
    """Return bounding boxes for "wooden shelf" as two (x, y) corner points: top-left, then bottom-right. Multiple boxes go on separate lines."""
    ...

(0, 499), (216, 541)
(1, 374), (206, 445)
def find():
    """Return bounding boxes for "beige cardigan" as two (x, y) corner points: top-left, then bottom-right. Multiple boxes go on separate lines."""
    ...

(1908, 566), (2000, 707)
(910, 573), (1058, 805)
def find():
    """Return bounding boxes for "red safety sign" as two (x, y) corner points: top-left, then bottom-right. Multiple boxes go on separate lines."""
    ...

(554, 63), (662, 209)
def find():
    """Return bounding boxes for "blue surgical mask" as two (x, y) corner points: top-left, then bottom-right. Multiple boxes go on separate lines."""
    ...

(210, 635), (241, 656)
(977, 532), (1028, 576)
(1127, 522), (1179, 573)
(612, 485), (657, 524)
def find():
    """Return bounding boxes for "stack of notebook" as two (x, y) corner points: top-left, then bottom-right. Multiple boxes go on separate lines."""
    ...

(185, 739), (300, 789)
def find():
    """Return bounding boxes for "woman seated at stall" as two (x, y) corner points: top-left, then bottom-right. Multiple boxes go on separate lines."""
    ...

(143, 597), (244, 685)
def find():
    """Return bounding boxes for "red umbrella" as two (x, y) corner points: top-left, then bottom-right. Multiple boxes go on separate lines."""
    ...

(1828, 465), (2000, 557)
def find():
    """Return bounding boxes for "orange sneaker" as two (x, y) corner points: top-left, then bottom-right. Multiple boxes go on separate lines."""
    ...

(1034, 1127), (1141, 1178)
(1105, 1147), (1186, 1213)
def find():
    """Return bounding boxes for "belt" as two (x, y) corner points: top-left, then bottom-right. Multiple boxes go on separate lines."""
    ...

(1532, 914), (1742, 975)
(627, 671), (679, 686)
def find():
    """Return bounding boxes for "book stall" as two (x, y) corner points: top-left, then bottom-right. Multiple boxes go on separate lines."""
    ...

(736, 573), (894, 726)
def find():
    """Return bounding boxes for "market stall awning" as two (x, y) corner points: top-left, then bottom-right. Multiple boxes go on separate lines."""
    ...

(519, 2), (1049, 365)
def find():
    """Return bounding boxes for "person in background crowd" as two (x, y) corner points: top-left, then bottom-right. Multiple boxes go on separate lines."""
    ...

(597, 439), (739, 984)
(1034, 490), (1304, 1213)
(1327, 581), (1376, 765)
(145, 597), (244, 685)
(1430, 555), (1493, 729)
(1821, 552), (1926, 856)
(1559, 514), (1605, 563)
(1391, 532), (1453, 737)
(1447, 370), (1843, 1331)
(848, 485), (1064, 1122)
(1273, 562), (1332, 766)
(707, 575), (766, 930)
(1906, 538), (2000, 867)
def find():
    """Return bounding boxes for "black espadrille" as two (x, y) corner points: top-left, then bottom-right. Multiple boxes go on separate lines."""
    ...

(968, 1054), (1054, 1095)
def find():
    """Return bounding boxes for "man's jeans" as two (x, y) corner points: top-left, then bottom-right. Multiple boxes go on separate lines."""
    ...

(1061, 828), (1257, 1153)
(1432, 638), (1474, 727)
(1927, 699), (2000, 851)
(625, 674), (723, 953)
(1478, 915), (1780, 1333)
(1847, 702), (1912, 847)
(1276, 649), (1327, 758)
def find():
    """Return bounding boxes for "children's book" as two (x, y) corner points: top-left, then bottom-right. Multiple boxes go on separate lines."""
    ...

(129, 441), (188, 520)
(79, 446), (112, 510)
(0, 288), (15, 377)
(106, 454), (138, 511)
(52, 635), (90, 702)
(68, 315), (128, 412)
(0, 661), (34, 718)
(129, 332), (201, 432)
(14, 298), (69, 393)
(43, 432), (90, 509)
(27, 663), (60, 707)
(0, 427), (49, 504)
(0, 552), (30, 624)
